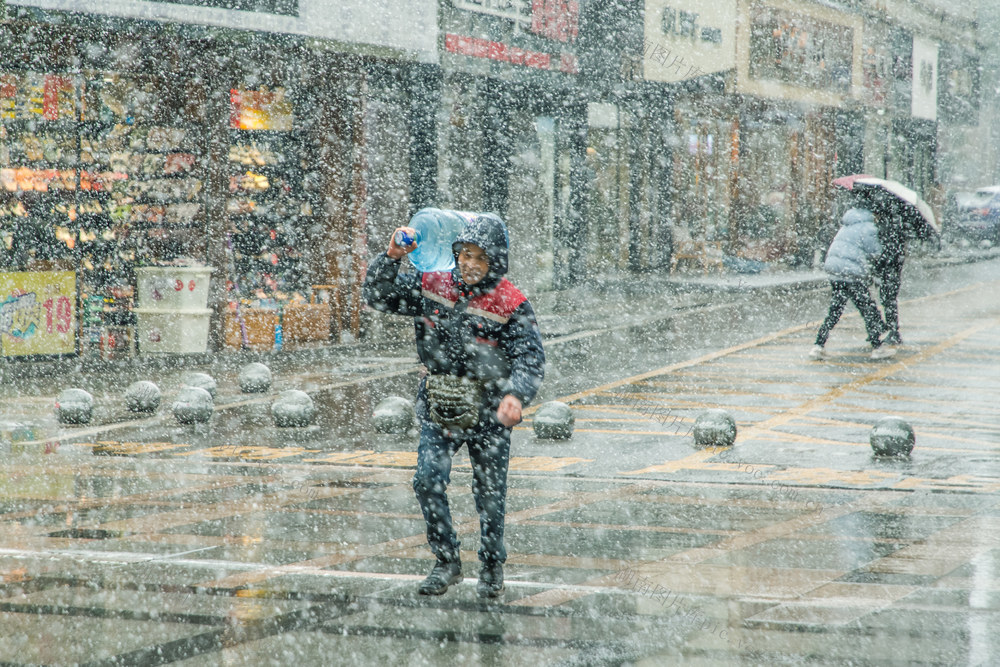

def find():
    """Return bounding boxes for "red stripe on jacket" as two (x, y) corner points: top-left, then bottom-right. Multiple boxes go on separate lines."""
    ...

(421, 271), (526, 319)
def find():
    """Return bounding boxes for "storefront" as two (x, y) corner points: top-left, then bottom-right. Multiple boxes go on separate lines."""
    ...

(436, 0), (587, 293)
(731, 0), (863, 267)
(642, 0), (737, 272)
(1, 2), (434, 356)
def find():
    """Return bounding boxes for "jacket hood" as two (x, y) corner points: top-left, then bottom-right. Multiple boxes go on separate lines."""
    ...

(842, 207), (875, 227)
(452, 213), (510, 292)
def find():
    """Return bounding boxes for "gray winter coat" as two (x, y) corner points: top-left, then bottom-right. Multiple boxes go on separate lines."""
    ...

(823, 208), (883, 282)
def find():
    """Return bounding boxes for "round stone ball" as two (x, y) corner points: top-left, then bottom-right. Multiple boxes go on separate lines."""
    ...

(532, 401), (575, 440)
(238, 362), (272, 394)
(373, 396), (415, 433)
(183, 372), (217, 399)
(272, 390), (315, 428)
(55, 388), (94, 425)
(692, 409), (737, 447)
(172, 386), (214, 424)
(870, 416), (915, 457)
(124, 381), (160, 413)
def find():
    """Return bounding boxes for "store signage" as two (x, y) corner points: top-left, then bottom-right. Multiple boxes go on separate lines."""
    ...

(748, 5), (853, 94)
(452, 0), (578, 43)
(153, 0), (297, 17)
(452, 0), (532, 26)
(0, 271), (76, 357)
(911, 36), (938, 121)
(444, 33), (579, 74)
(8, 1), (437, 61)
(643, 0), (735, 83)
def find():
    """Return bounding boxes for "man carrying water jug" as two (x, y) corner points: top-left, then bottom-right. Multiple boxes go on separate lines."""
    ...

(362, 210), (545, 598)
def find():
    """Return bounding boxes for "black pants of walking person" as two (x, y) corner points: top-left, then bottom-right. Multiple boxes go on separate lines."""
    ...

(815, 280), (887, 348)
(879, 259), (903, 343)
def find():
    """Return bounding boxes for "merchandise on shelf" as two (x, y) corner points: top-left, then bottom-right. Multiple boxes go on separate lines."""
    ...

(1, 69), (210, 357)
(224, 109), (314, 304)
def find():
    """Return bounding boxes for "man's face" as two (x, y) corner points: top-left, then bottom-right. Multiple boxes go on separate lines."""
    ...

(457, 243), (489, 286)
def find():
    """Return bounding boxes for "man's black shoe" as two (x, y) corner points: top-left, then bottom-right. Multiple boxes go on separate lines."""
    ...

(477, 561), (504, 598)
(418, 559), (463, 595)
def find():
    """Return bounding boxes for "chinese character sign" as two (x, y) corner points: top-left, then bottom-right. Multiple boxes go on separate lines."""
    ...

(0, 271), (77, 357)
(643, 0), (735, 84)
(911, 36), (938, 121)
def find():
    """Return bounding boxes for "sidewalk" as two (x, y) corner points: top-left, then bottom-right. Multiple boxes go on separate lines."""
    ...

(2, 246), (996, 446)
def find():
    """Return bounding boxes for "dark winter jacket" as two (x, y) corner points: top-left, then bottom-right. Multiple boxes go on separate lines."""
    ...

(874, 216), (907, 277)
(362, 214), (545, 420)
(824, 207), (883, 282)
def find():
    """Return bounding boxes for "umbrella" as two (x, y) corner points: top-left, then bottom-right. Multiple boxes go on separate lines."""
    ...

(832, 175), (940, 239)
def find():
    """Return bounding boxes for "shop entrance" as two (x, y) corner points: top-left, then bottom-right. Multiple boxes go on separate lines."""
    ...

(506, 114), (572, 293)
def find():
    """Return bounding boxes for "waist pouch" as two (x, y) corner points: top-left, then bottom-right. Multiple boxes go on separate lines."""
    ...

(426, 375), (483, 430)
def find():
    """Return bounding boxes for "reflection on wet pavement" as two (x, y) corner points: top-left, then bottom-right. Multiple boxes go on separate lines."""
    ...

(0, 273), (999, 663)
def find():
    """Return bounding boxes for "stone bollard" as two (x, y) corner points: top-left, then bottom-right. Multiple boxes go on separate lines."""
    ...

(173, 386), (214, 424)
(124, 381), (161, 413)
(55, 388), (93, 425)
(238, 362), (272, 394)
(183, 372), (217, 399)
(692, 409), (737, 447)
(272, 390), (315, 427)
(532, 401), (575, 440)
(870, 416), (915, 457)
(372, 396), (415, 433)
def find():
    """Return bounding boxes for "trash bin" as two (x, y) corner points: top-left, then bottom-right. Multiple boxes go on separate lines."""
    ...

(135, 266), (212, 309)
(135, 307), (213, 354)
(134, 266), (213, 355)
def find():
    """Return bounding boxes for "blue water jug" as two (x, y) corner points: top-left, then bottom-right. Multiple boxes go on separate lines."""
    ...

(394, 208), (476, 273)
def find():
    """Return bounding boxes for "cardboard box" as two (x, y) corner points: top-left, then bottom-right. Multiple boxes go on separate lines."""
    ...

(136, 308), (212, 354)
(224, 308), (278, 350)
(283, 303), (331, 342)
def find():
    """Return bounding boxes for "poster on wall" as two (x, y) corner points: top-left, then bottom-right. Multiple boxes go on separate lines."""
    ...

(0, 271), (77, 357)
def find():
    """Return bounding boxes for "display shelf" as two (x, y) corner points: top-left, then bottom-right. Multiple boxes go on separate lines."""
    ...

(224, 127), (313, 303)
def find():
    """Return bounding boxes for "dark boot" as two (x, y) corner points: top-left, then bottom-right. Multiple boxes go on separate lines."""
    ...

(882, 330), (903, 345)
(418, 559), (462, 595)
(477, 561), (504, 598)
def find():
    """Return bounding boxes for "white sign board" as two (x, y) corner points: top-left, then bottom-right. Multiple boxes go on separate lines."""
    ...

(911, 36), (938, 121)
(9, 0), (438, 62)
(643, 0), (735, 83)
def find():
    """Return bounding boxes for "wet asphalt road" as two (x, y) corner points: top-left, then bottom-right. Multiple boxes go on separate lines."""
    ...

(0, 252), (998, 665)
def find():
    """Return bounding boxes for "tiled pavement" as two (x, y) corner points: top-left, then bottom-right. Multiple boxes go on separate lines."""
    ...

(0, 264), (999, 664)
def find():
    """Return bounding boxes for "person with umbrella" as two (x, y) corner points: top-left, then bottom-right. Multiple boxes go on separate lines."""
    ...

(830, 175), (941, 348)
(810, 193), (897, 361)
(873, 198), (907, 345)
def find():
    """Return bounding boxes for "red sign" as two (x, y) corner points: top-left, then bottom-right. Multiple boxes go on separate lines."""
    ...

(531, 0), (579, 43)
(445, 33), (578, 74)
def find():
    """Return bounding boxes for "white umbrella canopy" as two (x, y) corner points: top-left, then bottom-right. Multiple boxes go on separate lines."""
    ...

(832, 175), (940, 238)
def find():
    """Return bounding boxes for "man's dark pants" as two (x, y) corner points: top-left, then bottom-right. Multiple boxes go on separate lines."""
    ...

(413, 417), (511, 565)
(815, 279), (886, 347)
(879, 259), (903, 340)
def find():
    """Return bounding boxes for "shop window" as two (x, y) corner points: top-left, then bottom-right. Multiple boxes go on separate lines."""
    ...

(223, 86), (324, 349)
(1, 68), (210, 358)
